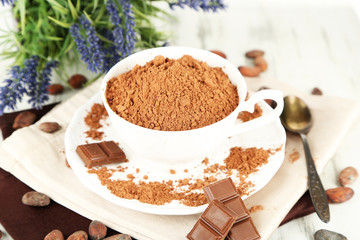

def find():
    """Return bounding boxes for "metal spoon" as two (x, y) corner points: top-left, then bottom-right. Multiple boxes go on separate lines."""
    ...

(280, 95), (330, 223)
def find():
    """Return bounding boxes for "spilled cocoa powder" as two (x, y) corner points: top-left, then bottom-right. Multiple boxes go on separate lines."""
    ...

(88, 146), (281, 207)
(84, 103), (108, 140)
(288, 150), (300, 163)
(237, 93), (263, 122)
(105, 55), (239, 131)
(249, 205), (264, 213)
(237, 104), (263, 122)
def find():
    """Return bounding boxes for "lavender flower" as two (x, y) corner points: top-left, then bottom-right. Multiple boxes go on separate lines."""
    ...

(0, 56), (56, 114)
(169, 0), (226, 12)
(102, 29), (121, 71)
(0, 0), (15, 6)
(121, 0), (136, 57)
(70, 23), (91, 65)
(27, 60), (58, 109)
(106, 0), (136, 58)
(79, 16), (105, 73)
(0, 66), (25, 115)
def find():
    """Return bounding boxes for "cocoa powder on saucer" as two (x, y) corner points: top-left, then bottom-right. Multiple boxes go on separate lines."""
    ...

(105, 55), (239, 131)
(87, 146), (280, 207)
(84, 103), (108, 140)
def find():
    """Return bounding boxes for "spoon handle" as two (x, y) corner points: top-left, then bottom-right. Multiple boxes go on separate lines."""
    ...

(300, 133), (330, 223)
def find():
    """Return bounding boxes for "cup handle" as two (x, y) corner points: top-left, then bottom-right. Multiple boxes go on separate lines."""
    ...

(232, 89), (284, 135)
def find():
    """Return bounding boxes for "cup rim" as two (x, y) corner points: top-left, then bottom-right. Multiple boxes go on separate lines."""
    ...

(100, 46), (247, 134)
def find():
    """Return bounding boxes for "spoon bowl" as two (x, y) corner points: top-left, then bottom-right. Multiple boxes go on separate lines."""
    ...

(280, 95), (330, 223)
(281, 96), (313, 134)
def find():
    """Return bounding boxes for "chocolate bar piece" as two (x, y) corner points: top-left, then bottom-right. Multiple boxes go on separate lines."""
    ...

(187, 200), (238, 240)
(203, 178), (260, 240)
(203, 178), (249, 222)
(227, 218), (260, 240)
(203, 178), (238, 202)
(76, 141), (126, 168)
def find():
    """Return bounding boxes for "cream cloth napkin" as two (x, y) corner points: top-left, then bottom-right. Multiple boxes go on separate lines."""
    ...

(1, 78), (359, 240)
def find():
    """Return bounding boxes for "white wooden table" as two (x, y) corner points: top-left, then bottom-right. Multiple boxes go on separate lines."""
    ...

(1, 0), (360, 239)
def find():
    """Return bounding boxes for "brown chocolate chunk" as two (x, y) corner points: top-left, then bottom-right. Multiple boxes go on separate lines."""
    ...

(203, 178), (238, 202)
(76, 141), (127, 168)
(227, 218), (260, 240)
(187, 200), (238, 240)
(13, 111), (36, 129)
(203, 178), (260, 239)
(39, 122), (61, 133)
(223, 196), (249, 223)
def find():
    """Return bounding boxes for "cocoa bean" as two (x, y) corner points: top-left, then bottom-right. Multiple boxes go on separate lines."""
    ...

(254, 56), (268, 72)
(312, 87), (323, 95)
(258, 86), (270, 91)
(44, 229), (64, 240)
(314, 229), (347, 240)
(13, 111), (36, 129)
(245, 50), (264, 58)
(339, 166), (358, 186)
(48, 84), (64, 95)
(326, 187), (354, 203)
(67, 231), (88, 240)
(39, 122), (61, 133)
(22, 191), (50, 207)
(210, 50), (226, 59)
(89, 220), (107, 240)
(238, 66), (262, 77)
(103, 234), (132, 240)
(68, 74), (87, 89)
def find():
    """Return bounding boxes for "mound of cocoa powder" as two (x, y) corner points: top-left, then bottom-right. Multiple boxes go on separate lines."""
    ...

(106, 55), (239, 131)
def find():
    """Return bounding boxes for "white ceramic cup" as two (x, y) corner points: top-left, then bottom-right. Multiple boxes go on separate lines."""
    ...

(100, 46), (283, 165)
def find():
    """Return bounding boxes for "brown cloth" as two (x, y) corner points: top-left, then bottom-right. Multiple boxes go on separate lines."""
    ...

(0, 106), (314, 239)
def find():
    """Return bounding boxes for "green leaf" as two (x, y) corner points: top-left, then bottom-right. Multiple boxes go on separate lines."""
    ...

(93, 0), (98, 12)
(47, 0), (69, 14)
(94, 3), (106, 22)
(44, 35), (64, 41)
(48, 16), (72, 28)
(18, 0), (26, 35)
(68, 0), (78, 20)
(82, 11), (93, 24)
(76, 0), (80, 11)
(56, 34), (70, 57)
(64, 40), (74, 54)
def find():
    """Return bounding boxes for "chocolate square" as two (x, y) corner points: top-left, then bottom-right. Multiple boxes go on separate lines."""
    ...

(202, 200), (238, 235)
(227, 218), (261, 240)
(187, 220), (222, 240)
(76, 141), (126, 168)
(203, 177), (238, 202)
(223, 196), (250, 223)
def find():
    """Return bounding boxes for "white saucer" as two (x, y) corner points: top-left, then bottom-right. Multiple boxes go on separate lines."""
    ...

(65, 93), (286, 215)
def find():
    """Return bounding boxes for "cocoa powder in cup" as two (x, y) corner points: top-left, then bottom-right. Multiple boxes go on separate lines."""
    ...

(105, 55), (239, 131)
